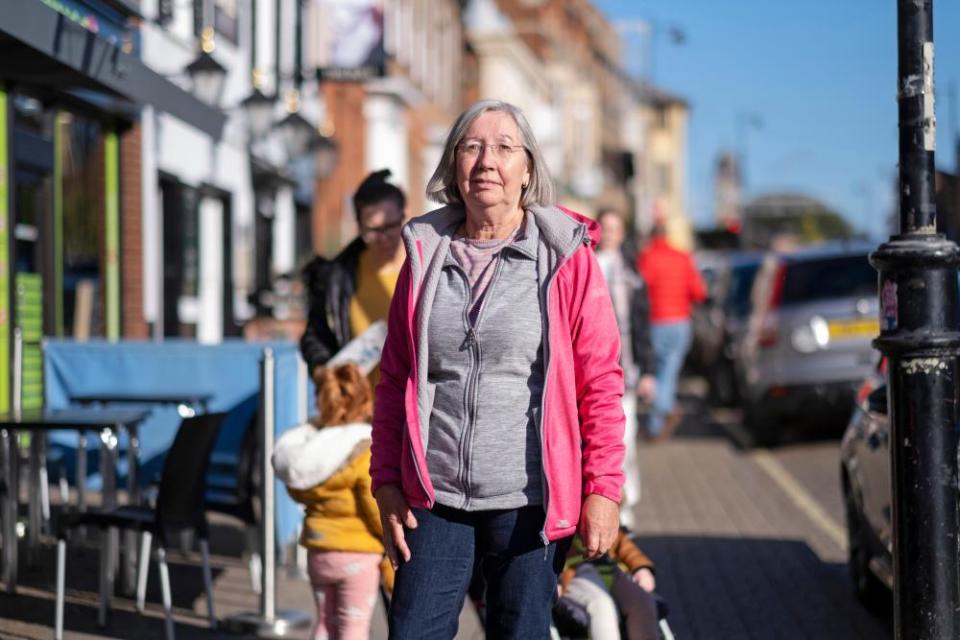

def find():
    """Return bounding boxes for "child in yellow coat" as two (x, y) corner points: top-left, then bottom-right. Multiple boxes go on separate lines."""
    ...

(273, 363), (391, 640)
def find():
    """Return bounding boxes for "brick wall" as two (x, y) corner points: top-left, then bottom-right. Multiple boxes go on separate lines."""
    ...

(313, 82), (367, 258)
(120, 122), (148, 338)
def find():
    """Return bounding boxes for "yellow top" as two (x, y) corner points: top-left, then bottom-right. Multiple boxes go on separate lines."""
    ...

(348, 249), (401, 388)
(286, 447), (395, 591)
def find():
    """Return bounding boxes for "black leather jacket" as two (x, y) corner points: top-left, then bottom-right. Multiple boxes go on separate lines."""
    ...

(299, 237), (365, 372)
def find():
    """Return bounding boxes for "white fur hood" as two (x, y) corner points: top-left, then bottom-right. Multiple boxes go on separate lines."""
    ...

(271, 422), (372, 490)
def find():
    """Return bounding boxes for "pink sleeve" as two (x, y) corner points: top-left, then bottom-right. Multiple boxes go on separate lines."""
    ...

(370, 259), (412, 494)
(565, 248), (626, 503)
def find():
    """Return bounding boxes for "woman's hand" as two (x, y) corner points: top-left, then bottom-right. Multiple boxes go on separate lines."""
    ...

(374, 485), (418, 570)
(632, 567), (656, 592)
(578, 494), (620, 560)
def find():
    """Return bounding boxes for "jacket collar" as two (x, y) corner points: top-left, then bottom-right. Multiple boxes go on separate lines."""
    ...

(402, 203), (593, 266)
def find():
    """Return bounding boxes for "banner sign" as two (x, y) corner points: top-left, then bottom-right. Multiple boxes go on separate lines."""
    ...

(313, 0), (385, 81)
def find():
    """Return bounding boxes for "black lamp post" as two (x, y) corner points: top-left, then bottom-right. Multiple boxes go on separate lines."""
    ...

(311, 134), (339, 179)
(275, 110), (318, 158)
(871, 1), (960, 638)
(184, 49), (227, 107)
(240, 87), (276, 139)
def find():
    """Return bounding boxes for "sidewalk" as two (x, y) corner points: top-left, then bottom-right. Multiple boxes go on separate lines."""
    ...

(1, 385), (887, 639)
(629, 387), (888, 639)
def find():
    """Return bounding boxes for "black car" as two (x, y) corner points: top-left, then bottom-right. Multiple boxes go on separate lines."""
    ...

(839, 361), (893, 609)
(706, 252), (763, 406)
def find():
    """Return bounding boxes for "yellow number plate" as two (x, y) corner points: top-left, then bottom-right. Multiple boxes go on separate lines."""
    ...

(827, 318), (879, 339)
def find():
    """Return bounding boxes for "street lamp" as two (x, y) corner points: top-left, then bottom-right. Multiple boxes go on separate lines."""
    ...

(184, 51), (227, 106)
(735, 111), (764, 188)
(872, 2), (960, 638)
(310, 134), (339, 179)
(184, 28), (227, 107)
(276, 111), (318, 158)
(240, 87), (276, 139)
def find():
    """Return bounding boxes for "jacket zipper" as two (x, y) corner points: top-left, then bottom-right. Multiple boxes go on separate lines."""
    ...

(538, 226), (589, 546)
(455, 255), (507, 509)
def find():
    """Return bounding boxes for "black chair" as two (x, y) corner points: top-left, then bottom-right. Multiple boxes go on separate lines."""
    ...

(54, 412), (226, 640)
(204, 408), (262, 592)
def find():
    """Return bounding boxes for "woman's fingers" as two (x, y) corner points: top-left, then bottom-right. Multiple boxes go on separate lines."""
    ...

(580, 494), (620, 559)
(382, 522), (400, 569)
(375, 486), (416, 569)
(584, 528), (602, 559)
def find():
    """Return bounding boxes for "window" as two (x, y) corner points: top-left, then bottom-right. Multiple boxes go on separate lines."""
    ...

(781, 255), (877, 305)
(60, 113), (107, 338)
(194, 0), (238, 44)
(160, 177), (199, 338)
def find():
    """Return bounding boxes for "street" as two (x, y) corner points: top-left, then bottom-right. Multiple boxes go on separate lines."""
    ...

(0, 376), (890, 640)
(629, 378), (889, 640)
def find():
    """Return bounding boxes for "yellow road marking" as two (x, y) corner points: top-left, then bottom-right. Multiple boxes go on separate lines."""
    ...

(752, 450), (848, 552)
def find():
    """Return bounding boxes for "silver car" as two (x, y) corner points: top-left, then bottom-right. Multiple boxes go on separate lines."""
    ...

(737, 242), (880, 444)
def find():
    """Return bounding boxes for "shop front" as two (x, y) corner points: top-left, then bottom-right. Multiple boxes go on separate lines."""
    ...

(0, 0), (225, 412)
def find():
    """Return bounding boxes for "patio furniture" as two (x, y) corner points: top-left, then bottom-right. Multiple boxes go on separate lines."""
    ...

(70, 390), (214, 415)
(205, 407), (262, 593)
(0, 407), (150, 592)
(54, 411), (226, 640)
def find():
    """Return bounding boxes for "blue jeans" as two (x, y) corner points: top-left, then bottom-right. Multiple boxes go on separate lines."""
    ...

(649, 320), (692, 434)
(388, 504), (572, 639)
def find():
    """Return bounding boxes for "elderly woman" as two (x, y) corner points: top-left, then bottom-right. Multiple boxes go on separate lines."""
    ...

(371, 99), (625, 638)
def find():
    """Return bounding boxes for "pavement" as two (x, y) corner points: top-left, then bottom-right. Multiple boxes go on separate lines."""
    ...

(0, 377), (890, 639)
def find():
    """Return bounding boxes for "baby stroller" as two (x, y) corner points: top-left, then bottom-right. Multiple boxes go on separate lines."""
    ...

(551, 592), (676, 640)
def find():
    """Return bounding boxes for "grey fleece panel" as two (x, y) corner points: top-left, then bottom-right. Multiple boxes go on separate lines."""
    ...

(401, 206), (463, 453)
(425, 220), (545, 511)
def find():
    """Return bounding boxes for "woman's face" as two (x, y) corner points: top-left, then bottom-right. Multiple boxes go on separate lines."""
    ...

(358, 199), (404, 261)
(455, 111), (531, 216)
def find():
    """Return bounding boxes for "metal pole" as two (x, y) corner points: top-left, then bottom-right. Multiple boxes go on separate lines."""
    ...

(222, 347), (309, 637)
(260, 347), (275, 621)
(871, 2), (960, 638)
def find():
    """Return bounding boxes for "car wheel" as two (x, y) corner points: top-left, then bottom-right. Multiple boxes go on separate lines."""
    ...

(709, 359), (738, 407)
(843, 477), (889, 610)
(743, 401), (778, 447)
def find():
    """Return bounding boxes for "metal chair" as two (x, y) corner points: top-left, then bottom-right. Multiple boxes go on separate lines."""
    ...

(54, 412), (226, 640)
(204, 406), (262, 592)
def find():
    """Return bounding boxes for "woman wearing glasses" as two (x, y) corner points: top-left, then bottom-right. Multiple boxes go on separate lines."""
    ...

(371, 100), (626, 637)
(300, 170), (407, 378)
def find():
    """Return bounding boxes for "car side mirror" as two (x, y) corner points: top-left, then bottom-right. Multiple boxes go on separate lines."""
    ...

(867, 385), (888, 416)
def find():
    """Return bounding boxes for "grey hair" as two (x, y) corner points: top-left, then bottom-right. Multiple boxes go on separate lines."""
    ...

(426, 99), (555, 207)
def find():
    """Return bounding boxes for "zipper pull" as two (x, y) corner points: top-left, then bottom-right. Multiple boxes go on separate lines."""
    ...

(460, 328), (477, 351)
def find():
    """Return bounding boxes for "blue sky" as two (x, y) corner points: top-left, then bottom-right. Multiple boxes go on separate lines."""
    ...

(594, 0), (960, 239)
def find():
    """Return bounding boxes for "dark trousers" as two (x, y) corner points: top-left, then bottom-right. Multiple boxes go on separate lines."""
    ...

(388, 504), (572, 639)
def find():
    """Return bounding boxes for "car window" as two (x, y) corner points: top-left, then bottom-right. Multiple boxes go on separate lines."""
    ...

(725, 262), (760, 318)
(781, 255), (876, 304)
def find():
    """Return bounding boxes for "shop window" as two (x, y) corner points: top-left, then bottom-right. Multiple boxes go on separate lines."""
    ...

(59, 114), (106, 339)
(160, 177), (199, 338)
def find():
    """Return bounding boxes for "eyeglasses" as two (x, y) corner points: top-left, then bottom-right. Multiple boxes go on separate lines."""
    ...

(360, 220), (403, 238)
(456, 142), (526, 159)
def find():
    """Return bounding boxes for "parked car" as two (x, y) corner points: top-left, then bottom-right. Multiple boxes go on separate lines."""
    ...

(688, 249), (730, 374)
(840, 360), (892, 609)
(705, 252), (763, 406)
(737, 242), (881, 444)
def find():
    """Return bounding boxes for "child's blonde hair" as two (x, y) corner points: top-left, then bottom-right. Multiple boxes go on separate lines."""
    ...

(313, 363), (373, 427)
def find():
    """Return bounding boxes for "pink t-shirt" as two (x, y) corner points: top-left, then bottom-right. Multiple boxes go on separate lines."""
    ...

(449, 225), (522, 322)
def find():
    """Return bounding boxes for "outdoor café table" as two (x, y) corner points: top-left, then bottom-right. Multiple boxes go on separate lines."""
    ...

(0, 407), (149, 592)
(70, 390), (214, 414)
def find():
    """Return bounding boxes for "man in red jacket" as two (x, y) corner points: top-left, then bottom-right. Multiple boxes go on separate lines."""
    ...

(637, 224), (707, 442)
